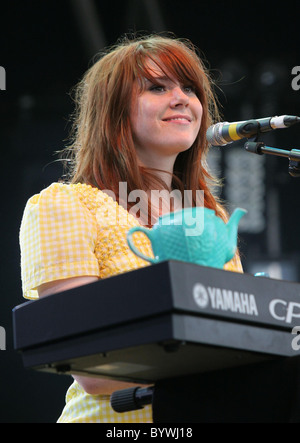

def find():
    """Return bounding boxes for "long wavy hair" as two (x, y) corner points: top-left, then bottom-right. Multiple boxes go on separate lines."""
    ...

(62, 34), (227, 221)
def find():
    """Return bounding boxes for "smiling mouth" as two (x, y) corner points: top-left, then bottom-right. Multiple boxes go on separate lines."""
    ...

(163, 116), (192, 123)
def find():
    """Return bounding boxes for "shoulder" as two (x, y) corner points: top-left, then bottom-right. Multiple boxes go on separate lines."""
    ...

(20, 182), (97, 236)
(23, 182), (76, 211)
(23, 182), (111, 212)
(26, 182), (89, 205)
(20, 182), (119, 235)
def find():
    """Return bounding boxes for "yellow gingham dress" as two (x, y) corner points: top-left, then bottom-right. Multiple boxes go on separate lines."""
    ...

(19, 182), (241, 423)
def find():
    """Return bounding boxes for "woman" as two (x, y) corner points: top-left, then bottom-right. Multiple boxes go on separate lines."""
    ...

(20, 34), (243, 423)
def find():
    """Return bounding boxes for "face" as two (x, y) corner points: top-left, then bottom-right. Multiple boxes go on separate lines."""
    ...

(130, 61), (203, 168)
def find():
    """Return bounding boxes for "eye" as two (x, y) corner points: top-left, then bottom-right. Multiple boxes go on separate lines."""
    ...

(148, 84), (165, 92)
(183, 85), (196, 94)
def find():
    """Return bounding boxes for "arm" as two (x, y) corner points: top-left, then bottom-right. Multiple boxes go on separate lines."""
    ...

(37, 276), (99, 297)
(38, 277), (150, 395)
(72, 375), (148, 396)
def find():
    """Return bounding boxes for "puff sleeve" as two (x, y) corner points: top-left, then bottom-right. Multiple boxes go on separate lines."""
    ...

(20, 183), (100, 299)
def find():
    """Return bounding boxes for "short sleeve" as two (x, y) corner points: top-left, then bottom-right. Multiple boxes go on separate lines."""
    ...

(20, 183), (100, 300)
(224, 253), (243, 273)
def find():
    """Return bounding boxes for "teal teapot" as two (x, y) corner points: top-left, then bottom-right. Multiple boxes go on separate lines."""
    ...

(127, 207), (246, 269)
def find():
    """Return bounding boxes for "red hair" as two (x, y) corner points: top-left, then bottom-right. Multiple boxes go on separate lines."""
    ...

(63, 34), (227, 221)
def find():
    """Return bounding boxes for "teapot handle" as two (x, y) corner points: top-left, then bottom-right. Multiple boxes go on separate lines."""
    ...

(127, 226), (157, 264)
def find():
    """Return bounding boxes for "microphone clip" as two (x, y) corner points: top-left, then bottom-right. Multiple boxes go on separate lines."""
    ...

(243, 141), (300, 178)
(288, 160), (300, 178)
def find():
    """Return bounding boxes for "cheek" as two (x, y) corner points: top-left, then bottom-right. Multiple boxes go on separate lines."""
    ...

(134, 102), (159, 135)
(130, 100), (153, 146)
(195, 103), (203, 131)
(196, 100), (203, 118)
(129, 97), (142, 136)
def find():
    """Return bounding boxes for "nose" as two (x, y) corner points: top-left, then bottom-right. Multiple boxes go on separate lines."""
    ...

(169, 86), (189, 107)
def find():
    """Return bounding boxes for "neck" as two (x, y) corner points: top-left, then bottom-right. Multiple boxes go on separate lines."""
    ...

(136, 150), (177, 191)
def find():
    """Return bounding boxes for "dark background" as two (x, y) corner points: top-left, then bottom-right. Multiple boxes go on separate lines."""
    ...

(1, 0), (299, 422)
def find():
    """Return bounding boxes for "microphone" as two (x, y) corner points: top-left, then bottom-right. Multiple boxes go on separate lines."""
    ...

(110, 386), (154, 412)
(206, 115), (300, 146)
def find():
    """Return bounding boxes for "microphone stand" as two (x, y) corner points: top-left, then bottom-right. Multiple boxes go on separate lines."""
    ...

(110, 386), (154, 413)
(244, 141), (300, 177)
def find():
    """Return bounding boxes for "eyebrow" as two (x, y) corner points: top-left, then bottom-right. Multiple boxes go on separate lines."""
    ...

(144, 75), (173, 84)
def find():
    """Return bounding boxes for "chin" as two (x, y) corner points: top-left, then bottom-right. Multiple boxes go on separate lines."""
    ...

(174, 143), (194, 153)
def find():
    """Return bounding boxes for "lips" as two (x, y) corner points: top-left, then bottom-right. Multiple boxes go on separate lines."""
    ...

(163, 114), (192, 122)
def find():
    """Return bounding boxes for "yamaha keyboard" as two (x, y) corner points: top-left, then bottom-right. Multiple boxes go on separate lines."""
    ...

(13, 261), (300, 383)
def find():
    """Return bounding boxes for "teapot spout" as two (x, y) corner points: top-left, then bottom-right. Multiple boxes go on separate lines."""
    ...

(226, 208), (247, 262)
